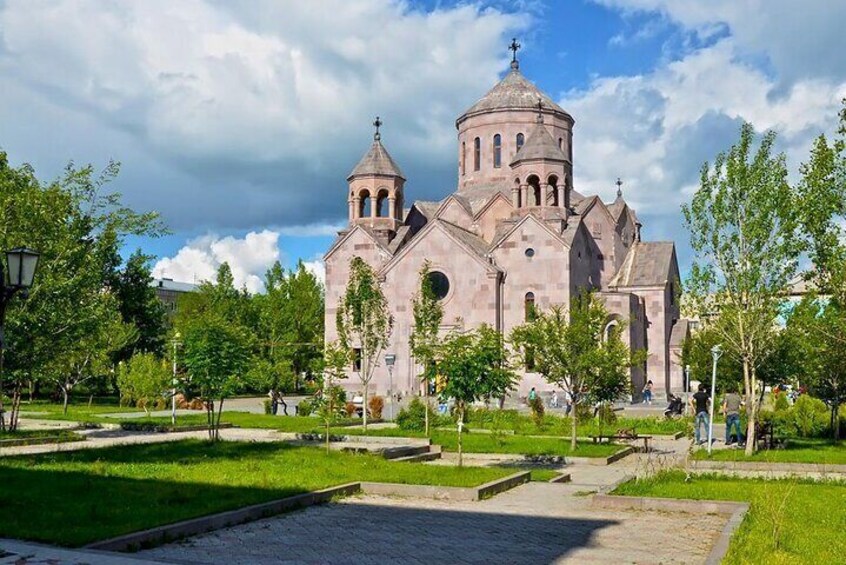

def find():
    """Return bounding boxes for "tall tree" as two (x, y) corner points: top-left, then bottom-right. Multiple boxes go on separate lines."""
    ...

(317, 341), (349, 452)
(511, 293), (637, 450)
(409, 261), (443, 436)
(117, 351), (172, 415)
(113, 250), (167, 361)
(437, 325), (516, 466)
(682, 123), (801, 455)
(336, 257), (392, 431)
(0, 154), (163, 430)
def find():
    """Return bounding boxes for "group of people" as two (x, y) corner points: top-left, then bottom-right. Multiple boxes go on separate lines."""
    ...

(690, 384), (746, 446)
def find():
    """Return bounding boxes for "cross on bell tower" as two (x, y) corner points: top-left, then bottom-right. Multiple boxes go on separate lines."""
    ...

(509, 37), (521, 70)
(616, 177), (623, 198)
(373, 116), (382, 141)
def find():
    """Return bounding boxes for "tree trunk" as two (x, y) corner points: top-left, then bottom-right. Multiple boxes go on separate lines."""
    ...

(215, 398), (225, 441)
(363, 380), (369, 433)
(424, 377), (430, 437)
(457, 403), (464, 467)
(10, 386), (22, 432)
(206, 400), (214, 440)
(62, 386), (70, 415)
(833, 402), (841, 441)
(743, 360), (757, 456)
(570, 399), (578, 452)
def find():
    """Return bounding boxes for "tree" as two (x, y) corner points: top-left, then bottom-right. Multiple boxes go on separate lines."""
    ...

(682, 123), (801, 455)
(181, 317), (250, 441)
(117, 352), (171, 415)
(336, 257), (392, 432)
(787, 298), (846, 439)
(437, 325), (516, 466)
(113, 250), (167, 361)
(316, 341), (349, 452)
(0, 154), (163, 431)
(409, 261), (443, 436)
(511, 293), (638, 450)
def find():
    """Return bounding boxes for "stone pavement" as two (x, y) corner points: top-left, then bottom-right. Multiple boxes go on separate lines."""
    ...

(0, 539), (160, 565)
(140, 437), (727, 565)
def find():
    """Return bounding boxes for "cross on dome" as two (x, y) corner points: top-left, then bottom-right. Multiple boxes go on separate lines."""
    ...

(373, 116), (382, 141)
(509, 38), (521, 70)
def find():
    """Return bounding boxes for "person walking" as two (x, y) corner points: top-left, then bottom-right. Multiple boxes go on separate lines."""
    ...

(642, 380), (654, 404)
(722, 386), (745, 446)
(268, 389), (278, 416)
(275, 390), (289, 416)
(691, 384), (711, 445)
(528, 387), (537, 403)
(551, 390), (560, 409)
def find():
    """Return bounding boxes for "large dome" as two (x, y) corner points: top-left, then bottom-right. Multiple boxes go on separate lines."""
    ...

(457, 68), (571, 126)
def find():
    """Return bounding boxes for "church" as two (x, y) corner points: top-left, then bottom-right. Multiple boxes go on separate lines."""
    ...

(324, 44), (688, 401)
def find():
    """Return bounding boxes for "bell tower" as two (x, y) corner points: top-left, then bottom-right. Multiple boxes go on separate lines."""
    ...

(347, 117), (405, 238)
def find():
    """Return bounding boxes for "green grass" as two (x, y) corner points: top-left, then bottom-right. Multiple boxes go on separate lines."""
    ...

(613, 471), (846, 564)
(463, 410), (690, 437)
(692, 439), (846, 465)
(430, 431), (622, 457)
(0, 440), (513, 547)
(527, 469), (561, 481)
(18, 400), (143, 423)
(0, 429), (84, 444)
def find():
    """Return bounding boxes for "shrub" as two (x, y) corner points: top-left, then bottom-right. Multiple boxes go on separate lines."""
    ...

(597, 403), (618, 426)
(297, 398), (315, 417)
(528, 395), (545, 426)
(774, 393), (790, 412)
(758, 410), (792, 438)
(791, 395), (829, 438)
(396, 397), (446, 432)
(263, 399), (272, 415)
(368, 395), (384, 419)
(345, 402), (357, 418)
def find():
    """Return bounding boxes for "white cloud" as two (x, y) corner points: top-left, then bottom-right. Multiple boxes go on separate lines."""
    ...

(0, 0), (528, 230)
(152, 230), (281, 293)
(302, 256), (326, 286)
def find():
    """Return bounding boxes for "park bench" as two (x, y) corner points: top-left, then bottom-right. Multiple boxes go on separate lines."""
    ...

(589, 427), (652, 452)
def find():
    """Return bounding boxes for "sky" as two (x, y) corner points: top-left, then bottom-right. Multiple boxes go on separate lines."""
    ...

(2, 0), (845, 292)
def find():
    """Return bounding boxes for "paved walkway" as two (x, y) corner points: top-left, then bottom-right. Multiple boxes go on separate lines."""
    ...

(140, 437), (727, 564)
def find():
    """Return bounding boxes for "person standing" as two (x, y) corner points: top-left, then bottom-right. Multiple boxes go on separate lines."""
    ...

(528, 387), (537, 403)
(642, 380), (654, 404)
(268, 389), (278, 416)
(551, 390), (560, 409)
(722, 386), (745, 446)
(691, 384), (711, 445)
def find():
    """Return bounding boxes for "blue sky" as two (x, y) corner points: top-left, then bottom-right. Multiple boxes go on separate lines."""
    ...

(2, 0), (845, 291)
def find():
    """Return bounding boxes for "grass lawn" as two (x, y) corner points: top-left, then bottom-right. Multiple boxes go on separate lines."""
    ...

(613, 471), (846, 564)
(0, 440), (513, 547)
(0, 429), (84, 444)
(430, 431), (622, 457)
(463, 410), (690, 437)
(692, 439), (846, 465)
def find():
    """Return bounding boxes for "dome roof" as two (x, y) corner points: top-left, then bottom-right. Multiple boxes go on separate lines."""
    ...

(347, 139), (405, 180)
(457, 69), (570, 124)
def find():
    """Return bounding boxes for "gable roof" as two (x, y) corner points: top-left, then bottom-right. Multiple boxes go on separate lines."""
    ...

(608, 242), (676, 287)
(669, 319), (690, 348)
(490, 211), (573, 251)
(348, 139), (405, 180)
(323, 223), (391, 262)
(510, 121), (568, 166)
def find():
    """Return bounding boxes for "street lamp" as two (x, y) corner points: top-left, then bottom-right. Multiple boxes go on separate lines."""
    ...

(171, 332), (182, 425)
(0, 247), (40, 352)
(384, 354), (396, 420)
(708, 344), (722, 454)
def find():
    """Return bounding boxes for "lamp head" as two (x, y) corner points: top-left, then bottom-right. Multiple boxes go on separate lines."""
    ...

(5, 247), (40, 289)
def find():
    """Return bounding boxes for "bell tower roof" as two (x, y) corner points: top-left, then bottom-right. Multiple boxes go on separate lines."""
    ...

(347, 138), (405, 181)
(510, 120), (568, 166)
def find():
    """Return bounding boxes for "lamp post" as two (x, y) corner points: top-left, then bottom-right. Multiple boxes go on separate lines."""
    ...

(0, 248), (40, 429)
(708, 345), (722, 455)
(684, 364), (691, 416)
(171, 332), (182, 425)
(384, 354), (396, 420)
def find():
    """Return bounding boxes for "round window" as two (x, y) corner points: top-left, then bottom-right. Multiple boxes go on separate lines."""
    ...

(525, 248), (535, 257)
(426, 271), (450, 301)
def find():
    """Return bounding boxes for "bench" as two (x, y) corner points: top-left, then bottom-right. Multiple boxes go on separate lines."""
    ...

(590, 428), (653, 452)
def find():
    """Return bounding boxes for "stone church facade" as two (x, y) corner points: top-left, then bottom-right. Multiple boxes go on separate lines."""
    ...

(324, 52), (688, 401)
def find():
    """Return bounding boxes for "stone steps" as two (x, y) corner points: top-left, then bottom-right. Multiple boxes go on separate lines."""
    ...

(392, 444), (443, 463)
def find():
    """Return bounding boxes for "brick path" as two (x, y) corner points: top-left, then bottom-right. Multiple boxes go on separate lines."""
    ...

(141, 438), (727, 565)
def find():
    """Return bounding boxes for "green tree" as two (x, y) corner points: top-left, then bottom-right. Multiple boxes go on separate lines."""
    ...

(336, 257), (392, 431)
(409, 261), (443, 436)
(511, 293), (638, 450)
(0, 154), (163, 431)
(682, 123), (801, 455)
(113, 250), (167, 361)
(181, 317), (250, 440)
(315, 341), (349, 452)
(437, 325), (516, 466)
(117, 352), (171, 415)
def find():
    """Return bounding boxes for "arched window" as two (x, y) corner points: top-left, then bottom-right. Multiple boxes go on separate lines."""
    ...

(558, 137), (563, 150)
(460, 141), (466, 176)
(603, 320), (619, 343)
(473, 137), (481, 171)
(524, 292), (536, 322)
(548, 175), (559, 207)
(358, 189), (371, 218)
(516, 133), (525, 151)
(376, 189), (389, 217)
(527, 175), (541, 206)
(493, 134), (502, 168)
